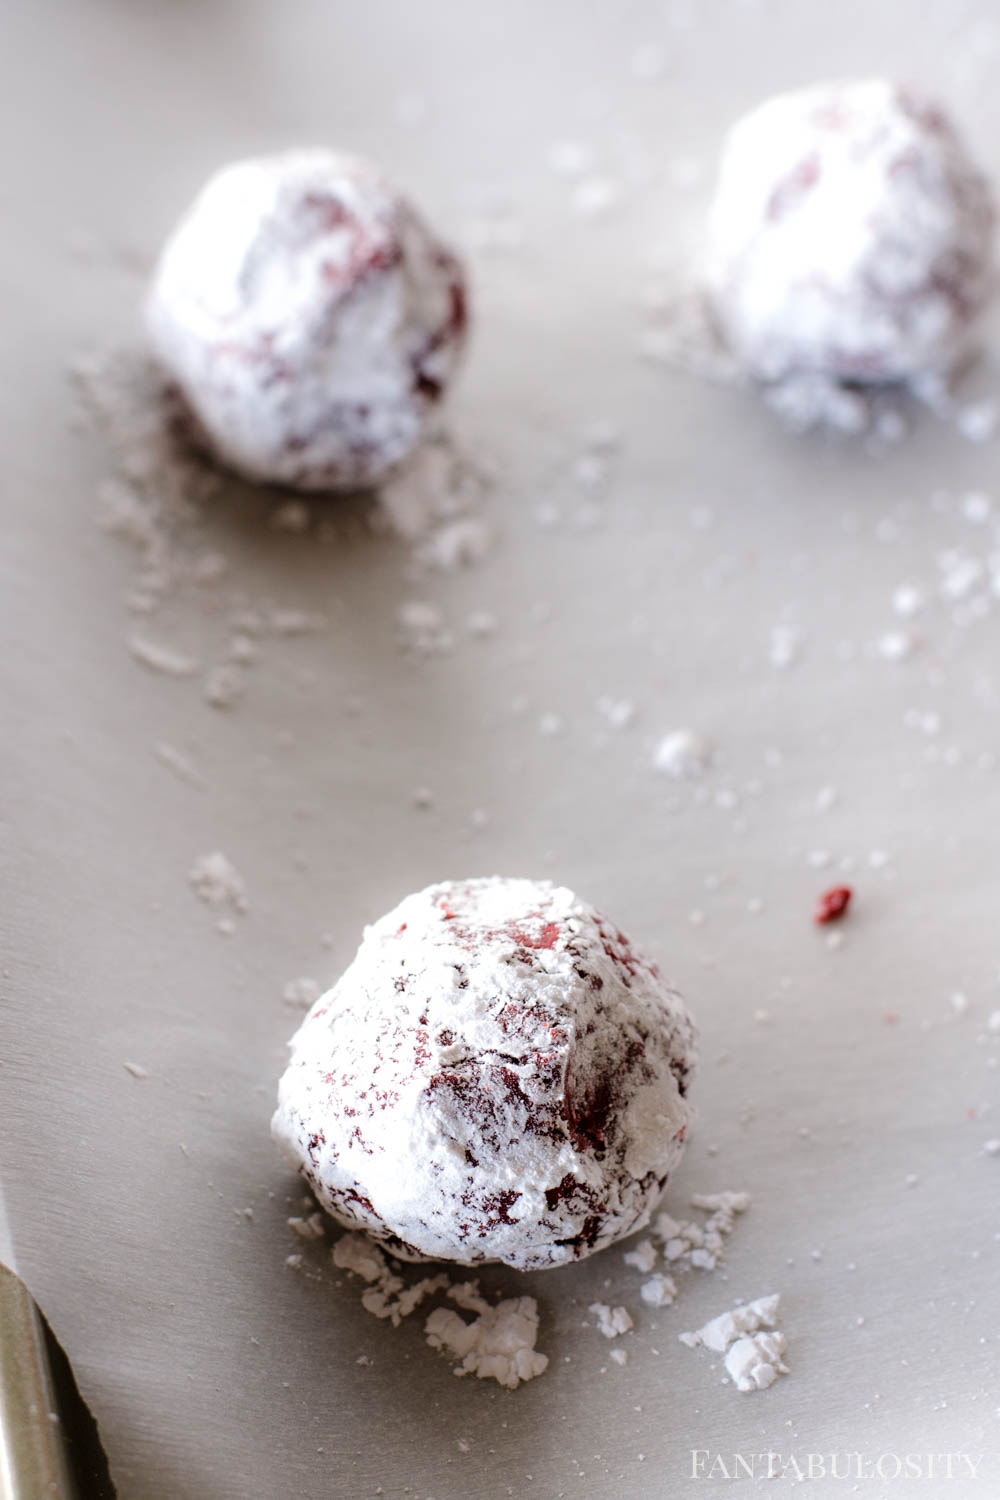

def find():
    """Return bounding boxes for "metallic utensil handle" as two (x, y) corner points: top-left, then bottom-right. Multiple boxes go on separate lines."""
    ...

(0, 1260), (79, 1499)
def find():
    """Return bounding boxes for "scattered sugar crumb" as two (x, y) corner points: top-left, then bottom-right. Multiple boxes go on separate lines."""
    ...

(330, 1233), (546, 1385)
(650, 1190), (750, 1275)
(652, 728), (712, 778)
(680, 1294), (788, 1393)
(769, 624), (802, 669)
(377, 436), (493, 569)
(287, 1213), (325, 1240)
(892, 584), (925, 617)
(189, 851), (248, 913)
(623, 1239), (657, 1274)
(128, 634), (199, 677)
(640, 1274), (677, 1308)
(122, 1060), (149, 1079)
(598, 696), (636, 730)
(419, 516), (493, 569)
(396, 600), (453, 655)
(283, 977), (322, 1010)
(680, 1293), (781, 1353)
(426, 1294), (548, 1388)
(724, 1330), (789, 1393)
(957, 400), (997, 443)
(589, 1304), (634, 1338)
(877, 630), (919, 662)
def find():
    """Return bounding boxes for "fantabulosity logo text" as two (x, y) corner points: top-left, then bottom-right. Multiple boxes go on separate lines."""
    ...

(689, 1450), (984, 1482)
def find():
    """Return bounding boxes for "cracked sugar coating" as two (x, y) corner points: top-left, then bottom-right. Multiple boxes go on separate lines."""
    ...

(272, 877), (697, 1270)
(146, 150), (468, 491)
(706, 79), (995, 384)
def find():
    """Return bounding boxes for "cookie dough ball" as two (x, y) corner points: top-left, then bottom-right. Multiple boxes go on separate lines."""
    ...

(706, 80), (995, 384)
(272, 877), (696, 1270)
(146, 150), (468, 491)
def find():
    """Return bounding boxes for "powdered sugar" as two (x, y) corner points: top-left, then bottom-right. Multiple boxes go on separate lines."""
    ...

(328, 1228), (546, 1386)
(640, 1273), (678, 1307)
(680, 1293), (789, 1393)
(723, 1329), (789, 1392)
(331, 1232), (450, 1324)
(282, 977), (322, 1011)
(589, 1303), (634, 1338)
(301, 1169), (761, 1391)
(425, 1293), (549, 1388)
(287, 1213), (325, 1240)
(623, 1239), (657, 1274)
(188, 852), (248, 914)
(680, 1291), (781, 1353)
(651, 1190), (751, 1273)
(652, 729), (713, 779)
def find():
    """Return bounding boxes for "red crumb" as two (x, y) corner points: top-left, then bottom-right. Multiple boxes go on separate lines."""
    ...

(814, 885), (852, 925)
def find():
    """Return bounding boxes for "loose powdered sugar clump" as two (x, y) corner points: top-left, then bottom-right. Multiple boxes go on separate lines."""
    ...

(326, 1227), (547, 1387)
(304, 1178), (756, 1388)
(147, 150), (468, 492)
(589, 1303), (634, 1338)
(680, 1293), (789, 1393)
(425, 1286), (549, 1389)
(706, 80), (995, 388)
(653, 1189), (751, 1273)
(189, 851), (247, 914)
(272, 876), (697, 1270)
(723, 1328), (789, 1393)
(604, 1189), (750, 1316)
(331, 1232), (449, 1325)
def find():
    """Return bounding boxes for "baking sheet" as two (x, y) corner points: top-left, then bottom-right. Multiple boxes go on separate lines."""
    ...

(3, 2), (1000, 1496)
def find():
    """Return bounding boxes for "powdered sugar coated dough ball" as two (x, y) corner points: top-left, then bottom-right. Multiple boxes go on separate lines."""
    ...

(272, 877), (697, 1270)
(707, 80), (995, 384)
(146, 150), (468, 490)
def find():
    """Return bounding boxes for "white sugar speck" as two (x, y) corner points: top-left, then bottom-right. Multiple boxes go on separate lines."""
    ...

(892, 584), (925, 617)
(653, 728), (712, 778)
